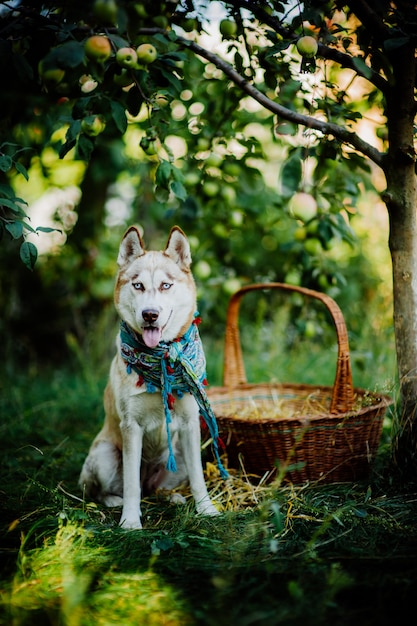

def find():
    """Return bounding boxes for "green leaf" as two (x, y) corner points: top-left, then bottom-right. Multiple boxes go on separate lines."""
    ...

(0, 184), (16, 198)
(66, 120), (82, 143)
(266, 40), (292, 55)
(264, 71), (277, 90)
(0, 155), (13, 172)
(0, 198), (28, 216)
(36, 226), (62, 234)
(110, 101), (127, 134)
(20, 241), (38, 270)
(77, 134), (95, 161)
(171, 164), (185, 183)
(234, 50), (244, 75)
(167, 30), (178, 43)
(5, 221), (23, 239)
(352, 57), (373, 79)
(158, 67), (183, 93)
(14, 162), (29, 181)
(108, 35), (131, 49)
(171, 180), (187, 201)
(72, 97), (93, 120)
(48, 41), (85, 69)
(59, 138), (77, 160)
(153, 33), (171, 45)
(59, 120), (81, 159)
(275, 121), (297, 136)
(22, 221), (37, 234)
(281, 155), (302, 197)
(155, 160), (172, 188)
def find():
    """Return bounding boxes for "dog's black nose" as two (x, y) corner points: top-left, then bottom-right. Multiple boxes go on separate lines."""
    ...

(142, 309), (159, 324)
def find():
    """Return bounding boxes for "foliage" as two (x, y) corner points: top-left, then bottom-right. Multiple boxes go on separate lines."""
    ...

(0, 0), (398, 364)
(0, 142), (62, 269)
(0, 0), (382, 259)
(0, 364), (415, 626)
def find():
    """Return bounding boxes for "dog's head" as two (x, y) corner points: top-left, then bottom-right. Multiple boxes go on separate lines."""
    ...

(115, 226), (197, 346)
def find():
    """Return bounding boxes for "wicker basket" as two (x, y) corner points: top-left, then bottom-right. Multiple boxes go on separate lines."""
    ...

(208, 283), (393, 483)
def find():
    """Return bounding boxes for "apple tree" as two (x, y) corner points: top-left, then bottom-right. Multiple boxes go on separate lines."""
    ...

(0, 0), (416, 474)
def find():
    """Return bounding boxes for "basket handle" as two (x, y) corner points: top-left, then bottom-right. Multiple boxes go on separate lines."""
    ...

(223, 283), (355, 414)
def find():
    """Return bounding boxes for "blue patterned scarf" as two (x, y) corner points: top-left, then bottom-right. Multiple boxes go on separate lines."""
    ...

(119, 314), (228, 479)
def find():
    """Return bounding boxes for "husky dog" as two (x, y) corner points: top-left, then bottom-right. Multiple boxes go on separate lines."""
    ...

(79, 226), (221, 529)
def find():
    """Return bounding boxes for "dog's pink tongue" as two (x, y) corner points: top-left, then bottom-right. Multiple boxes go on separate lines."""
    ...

(143, 327), (162, 348)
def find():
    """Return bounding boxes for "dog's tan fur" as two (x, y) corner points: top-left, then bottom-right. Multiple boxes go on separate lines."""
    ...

(79, 226), (219, 529)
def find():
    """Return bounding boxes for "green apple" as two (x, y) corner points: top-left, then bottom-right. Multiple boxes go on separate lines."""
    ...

(140, 136), (158, 155)
(153, 92), (170, 108)
(93, 0), (118, 25)
(133, 4), (147, 18)
(81, 115), (106, 136)
(85, 35), (112, 62)
(318, 274), (329, 290)
(289, 192), (318, 222)
(136, 43), (157, 65)
(205, 152), (223, 168)
(223, 277), (241, 295)
(194, 260), (211, 279)
(221, 186), (236, 204)
(152, 16), (168, 28)
(202, 181), (219, 197)
(116, 47), (138, 68)
(294, 226), (307, 241)
(184, 171), (201, 186)
(304, 320), (316, 338)
(39, 64), (65, 87)
(230, 210), (243, 226)
(223, 160), (241, 177)
(304, 237), (322, 255)
(220, 19), (237, 38)
(182, 18), (197, 32)
(196, 137), (210, 151)
(213, 223), (228, 238)
(296, 36), (318, 58)
(285, 270), (302, 286)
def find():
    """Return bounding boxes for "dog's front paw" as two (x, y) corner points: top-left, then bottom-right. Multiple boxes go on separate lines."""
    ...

(103, 494), (123, 507)
(169, 492), (187, 505)
(119, 516), (142, 530)
(196, 500), (220, 517)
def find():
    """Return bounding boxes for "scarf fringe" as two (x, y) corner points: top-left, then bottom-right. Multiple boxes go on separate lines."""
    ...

(120, 316), (229, 480)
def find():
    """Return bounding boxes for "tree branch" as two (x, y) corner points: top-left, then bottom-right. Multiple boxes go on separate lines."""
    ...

(179, 36), (385, 168)
(138, 27), (384, 166)
(226, 0), (388, 93)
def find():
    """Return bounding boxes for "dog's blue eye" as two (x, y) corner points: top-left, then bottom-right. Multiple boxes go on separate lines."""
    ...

(132, 282), (144, 291)
(161, 282), (172, 290)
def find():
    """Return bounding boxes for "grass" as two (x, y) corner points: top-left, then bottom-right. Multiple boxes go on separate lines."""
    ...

(203, 295), (397, 394)
(1, 331), (416, 626)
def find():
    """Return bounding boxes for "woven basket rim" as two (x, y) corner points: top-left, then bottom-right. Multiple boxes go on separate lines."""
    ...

(208, 382), (392, 425)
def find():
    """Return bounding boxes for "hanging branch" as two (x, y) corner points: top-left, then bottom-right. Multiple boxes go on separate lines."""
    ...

(225, 0), (389, 94)
(139, 28), (384, 166)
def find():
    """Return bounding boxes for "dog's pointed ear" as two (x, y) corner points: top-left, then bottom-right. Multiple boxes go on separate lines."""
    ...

(117, 226), (145, 267)
(164, 226), (192, 270)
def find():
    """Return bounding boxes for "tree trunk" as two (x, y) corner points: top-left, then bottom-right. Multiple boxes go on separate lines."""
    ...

(383, 40), (417, 478)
